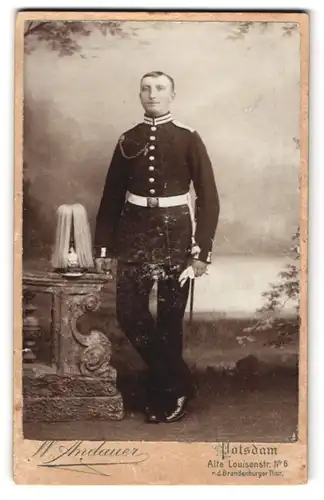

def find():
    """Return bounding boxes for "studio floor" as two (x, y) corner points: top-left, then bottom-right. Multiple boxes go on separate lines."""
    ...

(23, 368), (298, 443)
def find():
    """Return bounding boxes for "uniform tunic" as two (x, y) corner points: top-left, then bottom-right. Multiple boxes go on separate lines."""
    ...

(94, 112), (220, 265)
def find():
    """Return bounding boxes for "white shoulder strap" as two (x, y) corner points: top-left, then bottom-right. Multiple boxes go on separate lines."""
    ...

(172, 120), (195, 132)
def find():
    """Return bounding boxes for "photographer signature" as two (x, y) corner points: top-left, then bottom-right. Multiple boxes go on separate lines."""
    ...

(31, 440), (149, 477)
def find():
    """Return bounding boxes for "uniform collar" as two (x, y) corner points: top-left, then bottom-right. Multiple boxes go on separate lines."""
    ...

(143, 112), (172, 126)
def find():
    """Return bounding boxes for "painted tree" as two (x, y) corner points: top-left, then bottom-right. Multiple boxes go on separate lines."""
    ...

(239, 227), (300, 348)
(24, 20), (134, 56)
(227, 21), (299, 40)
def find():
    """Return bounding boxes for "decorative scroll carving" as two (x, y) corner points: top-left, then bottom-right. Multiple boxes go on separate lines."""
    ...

(23, 271), (124, 423)
(69, 293), (101, 347)
(68, 293), (116, 379)
(80, 338), (116, 379)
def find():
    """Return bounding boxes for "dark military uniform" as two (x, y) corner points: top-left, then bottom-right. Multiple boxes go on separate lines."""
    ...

(95, 111), (220, 408)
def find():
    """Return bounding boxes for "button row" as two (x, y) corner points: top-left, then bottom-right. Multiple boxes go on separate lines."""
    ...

(149, 127), (156, 194)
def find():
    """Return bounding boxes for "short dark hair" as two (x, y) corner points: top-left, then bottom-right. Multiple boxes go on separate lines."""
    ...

(140, 71), (175, 91)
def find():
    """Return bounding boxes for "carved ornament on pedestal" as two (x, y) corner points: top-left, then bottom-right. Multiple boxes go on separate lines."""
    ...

(22, 271), (124, 423)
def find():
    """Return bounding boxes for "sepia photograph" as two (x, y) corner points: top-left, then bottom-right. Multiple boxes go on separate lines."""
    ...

(14, 11), (308, 484)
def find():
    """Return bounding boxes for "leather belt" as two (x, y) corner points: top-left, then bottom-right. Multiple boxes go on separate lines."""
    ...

(127, 192), (190, 208)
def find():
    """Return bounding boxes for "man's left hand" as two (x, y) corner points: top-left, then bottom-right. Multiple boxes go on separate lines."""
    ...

(191, 259), (208, 277)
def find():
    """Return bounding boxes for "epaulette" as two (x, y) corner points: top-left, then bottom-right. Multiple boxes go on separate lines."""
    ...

(172, 120), (195, 133)
(117, 123), (139, 146)
(118, 128), (149, 160)
(119, 122), (142, 140)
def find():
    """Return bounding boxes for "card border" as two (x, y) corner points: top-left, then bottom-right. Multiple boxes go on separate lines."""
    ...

(13, 10), (309, 485)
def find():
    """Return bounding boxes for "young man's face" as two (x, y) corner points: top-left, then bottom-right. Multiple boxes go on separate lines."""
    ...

(139, 75), (175, 117)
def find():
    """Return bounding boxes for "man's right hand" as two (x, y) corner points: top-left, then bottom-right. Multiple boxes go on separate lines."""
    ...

(95, 257), (114, 276)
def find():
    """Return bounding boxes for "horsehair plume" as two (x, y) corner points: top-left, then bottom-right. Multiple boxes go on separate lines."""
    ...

(51, 204), (73, 269)
(72, 203), (94, 269)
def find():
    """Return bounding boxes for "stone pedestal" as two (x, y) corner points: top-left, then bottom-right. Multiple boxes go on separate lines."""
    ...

(22, 271), (124, 422)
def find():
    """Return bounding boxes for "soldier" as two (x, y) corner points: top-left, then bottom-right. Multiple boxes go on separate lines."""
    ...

(94, 71), (220, 423)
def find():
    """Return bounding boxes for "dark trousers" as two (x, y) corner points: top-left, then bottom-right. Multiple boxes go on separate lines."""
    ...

(116, 261), (194, 409)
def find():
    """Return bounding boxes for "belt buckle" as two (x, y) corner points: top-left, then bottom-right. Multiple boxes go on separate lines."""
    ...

(147, 197), (159, 208)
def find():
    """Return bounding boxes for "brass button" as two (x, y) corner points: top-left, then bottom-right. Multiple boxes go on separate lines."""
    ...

(150, 189), (156, 194)
(151, 126), (157, 131)
(149, 166), (154, 171)
(149, 145), (155, 150)
(150, 136), (156, 141)
(149, 156), (155, 161)
(149, 177), (155, 183)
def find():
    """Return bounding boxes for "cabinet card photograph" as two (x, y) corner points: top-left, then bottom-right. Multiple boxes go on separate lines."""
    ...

(14, 11), (308, 485)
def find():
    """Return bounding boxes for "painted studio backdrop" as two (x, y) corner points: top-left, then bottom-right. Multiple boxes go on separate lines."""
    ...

(23, 20), (300, 316)
(22, 20), (301, 441)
